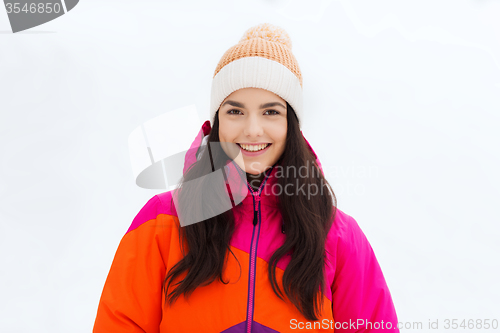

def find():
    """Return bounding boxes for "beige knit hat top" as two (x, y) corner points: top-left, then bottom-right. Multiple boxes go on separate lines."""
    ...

(210, 23), (303, 127)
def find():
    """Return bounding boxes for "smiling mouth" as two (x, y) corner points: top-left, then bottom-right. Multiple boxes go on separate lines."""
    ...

(237, 143), (272, 152)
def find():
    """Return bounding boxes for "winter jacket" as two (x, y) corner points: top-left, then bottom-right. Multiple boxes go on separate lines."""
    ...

(93, 120), (400, 332)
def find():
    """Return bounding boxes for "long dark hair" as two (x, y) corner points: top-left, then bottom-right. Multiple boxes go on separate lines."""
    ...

(162, 102), (337, 321)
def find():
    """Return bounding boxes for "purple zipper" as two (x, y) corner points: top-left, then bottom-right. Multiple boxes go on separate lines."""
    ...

(246, 192), (259, 333)
(245, 168), (273, 333)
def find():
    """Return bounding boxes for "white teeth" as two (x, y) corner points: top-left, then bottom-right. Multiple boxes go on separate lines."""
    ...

(239, 143), (270, 152)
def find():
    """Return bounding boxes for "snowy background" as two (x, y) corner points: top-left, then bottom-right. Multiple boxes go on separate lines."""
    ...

(1, 0), (499, 331)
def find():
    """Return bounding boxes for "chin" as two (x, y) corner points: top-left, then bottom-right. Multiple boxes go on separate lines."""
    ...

(246, 170), (263, 175)
(244, 163), (270, 175)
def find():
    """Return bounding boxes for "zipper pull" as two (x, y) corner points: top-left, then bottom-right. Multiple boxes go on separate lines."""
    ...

(252, 192), (260, 225)
(252, 191), (261, 208)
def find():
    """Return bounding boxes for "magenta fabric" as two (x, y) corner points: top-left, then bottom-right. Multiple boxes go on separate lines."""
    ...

(125, 196), (162, 234)
(125, 193), (178, 234)
(182, 120), (211, 175)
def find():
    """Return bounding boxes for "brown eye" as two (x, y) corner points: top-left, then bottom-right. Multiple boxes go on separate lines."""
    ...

(264, 110), (280, 115)
(227, 109), (243, 115)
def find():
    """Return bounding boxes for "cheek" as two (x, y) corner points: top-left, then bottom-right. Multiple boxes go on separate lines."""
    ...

(218, 120), (242, 158)
(274, 138), (286, 157)
(271, 123), (287, 147)
(218, 119), (232, 143)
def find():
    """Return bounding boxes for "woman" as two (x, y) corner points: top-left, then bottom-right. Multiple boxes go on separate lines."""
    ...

(93, 23), (399, 332)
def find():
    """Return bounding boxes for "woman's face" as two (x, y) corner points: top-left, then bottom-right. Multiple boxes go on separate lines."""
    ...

(218, 88), (287, 175)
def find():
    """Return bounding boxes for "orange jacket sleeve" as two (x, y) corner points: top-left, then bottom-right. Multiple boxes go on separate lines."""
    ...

(93, 195), (177, 333)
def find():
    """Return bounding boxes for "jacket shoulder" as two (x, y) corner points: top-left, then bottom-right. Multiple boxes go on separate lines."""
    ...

(125, 191), (179, 234)
(328, 208), (360, 240)
(325, 208), (370, 259)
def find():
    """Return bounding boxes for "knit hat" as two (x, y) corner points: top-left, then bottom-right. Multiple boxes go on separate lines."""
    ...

(209, 23), (303, 127)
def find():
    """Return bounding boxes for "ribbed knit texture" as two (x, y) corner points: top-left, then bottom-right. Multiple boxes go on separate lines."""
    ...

(213, 38), (303, 87)
(210, 57), (303, 125)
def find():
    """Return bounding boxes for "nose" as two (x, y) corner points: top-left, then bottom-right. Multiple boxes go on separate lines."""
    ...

(243, 114), (264, 138)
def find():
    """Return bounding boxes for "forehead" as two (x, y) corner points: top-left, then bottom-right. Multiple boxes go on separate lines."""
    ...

(223, 88), (285, 103)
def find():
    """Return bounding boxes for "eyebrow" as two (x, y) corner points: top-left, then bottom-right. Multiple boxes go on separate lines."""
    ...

(221, 100), (286, 110)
